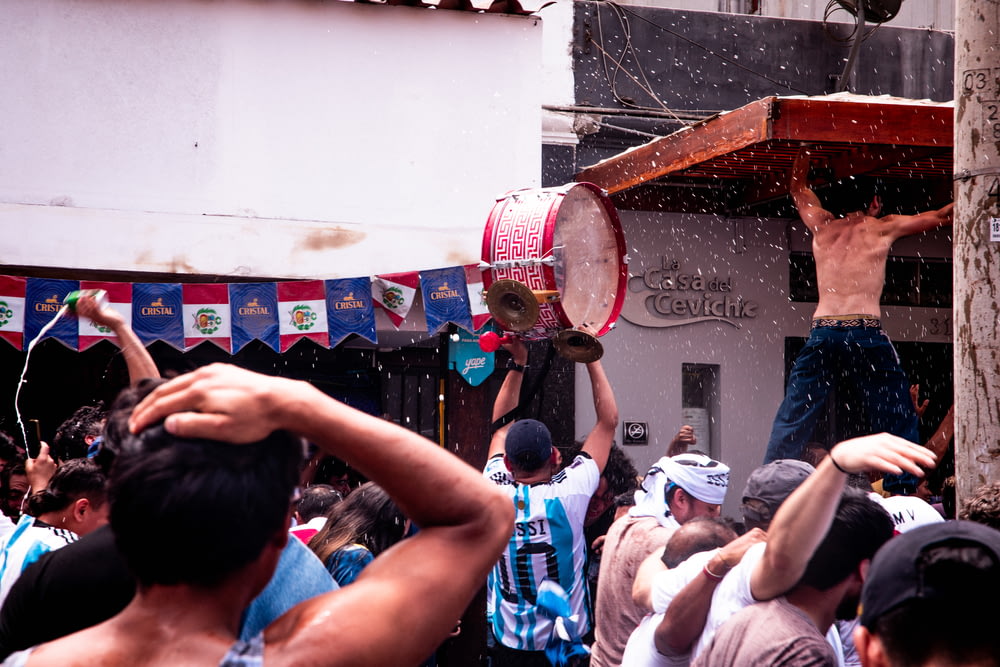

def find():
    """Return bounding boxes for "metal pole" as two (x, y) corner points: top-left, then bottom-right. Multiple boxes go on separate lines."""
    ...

(954, 0), (1000, 509)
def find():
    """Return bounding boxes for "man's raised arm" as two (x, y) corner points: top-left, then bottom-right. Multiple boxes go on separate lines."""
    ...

(486, 337), (529, 460)
(75, 295), (159, 385)
(884, 201), (954, 240)
(580, 359), (618, 474)
(749, 433), (936, 601)
(790, 146), (834, 232)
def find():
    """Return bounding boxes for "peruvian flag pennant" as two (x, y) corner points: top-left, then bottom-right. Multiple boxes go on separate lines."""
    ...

(371, 272), (419, 329)
(183, 284), (232, 352)
(0, 275), (26, 350)
(278, 280), (328, 352)
(463, 264), (492, 332)
(78, 281), (132, 351)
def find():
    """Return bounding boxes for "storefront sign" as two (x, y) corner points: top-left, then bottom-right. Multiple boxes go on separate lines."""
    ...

(621, 257), (760, 329)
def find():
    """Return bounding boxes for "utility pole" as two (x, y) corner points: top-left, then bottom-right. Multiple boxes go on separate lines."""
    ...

(954, 0), (1000, 507)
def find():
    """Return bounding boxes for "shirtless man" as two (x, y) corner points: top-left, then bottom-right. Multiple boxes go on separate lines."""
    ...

(764, 146), (953, 485)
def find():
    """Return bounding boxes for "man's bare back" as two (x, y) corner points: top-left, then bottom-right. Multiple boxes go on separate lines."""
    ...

(790, 148), (954, 319)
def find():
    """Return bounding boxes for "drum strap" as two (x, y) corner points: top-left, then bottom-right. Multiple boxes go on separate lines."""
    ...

(490, 343), (558, 433)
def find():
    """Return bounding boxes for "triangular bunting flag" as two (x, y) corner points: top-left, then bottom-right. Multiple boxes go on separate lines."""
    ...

(463, 264), (492, 332)
(420, 266), (474, 334)
(230, 283), (279, 353)
(183, 284), (232, 352)
(0, 276), (26, 351)
(132, 283), (185, 350)
(278, 281), (328, 352)
(371, 272), (419, 329)
(78, 281), (132, 351)
(326, 277), (377, 347)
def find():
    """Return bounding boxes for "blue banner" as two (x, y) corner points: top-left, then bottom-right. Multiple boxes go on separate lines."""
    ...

(447, 326), (494, 387)
(325, 277), (377, 346)
(132, 283), (184, 349)
(230, 283), (279, 352)
(24, 278), (79, 350)
(420, 266), (473, 334)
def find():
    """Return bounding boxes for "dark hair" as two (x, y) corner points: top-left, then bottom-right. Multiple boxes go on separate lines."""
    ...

(297, 484), (343, 522)
(25, 458), (107, 517)
(822, 177), (880, 218)
(561, 443), (639, 498)
(104, 378), (304, 588)
(309, 481), (406, 564)
(53, 404), (106, 462)
(662, 516), (736, 568)
(0, 431), (21, 463)
(799, 487), (893, 590)
(873, 543), (1000, 667)
(959, 482), (1000, 531)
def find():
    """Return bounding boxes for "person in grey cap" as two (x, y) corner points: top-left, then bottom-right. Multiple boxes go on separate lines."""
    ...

(484, 337), (618, 666)
(740, 458), (816, 531)
(853, 520), (1000, 667)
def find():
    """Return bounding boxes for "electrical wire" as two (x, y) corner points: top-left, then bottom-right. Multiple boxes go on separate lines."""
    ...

(604, 1), (813, 96)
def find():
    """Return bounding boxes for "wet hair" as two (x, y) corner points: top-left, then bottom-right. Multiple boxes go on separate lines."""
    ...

(25, 458), (107, 517)
(872, 542), (1000, 667)
(53, 404), (106, 462)
(661, 516), (737, 568)
(309, 481), (406, 564)
(104, 378), (304, 588)
(296, 484), (343, 522)
(798, 487), (893, 590)
(959, 482), (1000, 531)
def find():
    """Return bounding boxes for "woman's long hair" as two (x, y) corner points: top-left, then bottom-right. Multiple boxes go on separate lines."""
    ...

(308, 481), (406, 564)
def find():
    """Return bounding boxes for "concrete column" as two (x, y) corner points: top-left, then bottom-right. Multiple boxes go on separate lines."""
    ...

(954, 0), (1000, 508)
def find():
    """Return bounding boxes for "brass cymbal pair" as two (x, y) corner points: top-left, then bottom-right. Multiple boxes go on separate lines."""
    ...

(484, 279), (603, 363)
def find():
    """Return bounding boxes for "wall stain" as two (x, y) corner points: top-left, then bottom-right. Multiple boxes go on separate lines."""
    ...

(295, 228), (366, 252)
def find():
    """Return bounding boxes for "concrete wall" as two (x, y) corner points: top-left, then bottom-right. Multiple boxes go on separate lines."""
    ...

(0, 0), (543, 279)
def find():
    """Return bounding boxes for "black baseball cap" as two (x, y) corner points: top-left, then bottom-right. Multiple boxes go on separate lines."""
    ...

(505, 419), (553, 471)
(859, 520), (1000, 628)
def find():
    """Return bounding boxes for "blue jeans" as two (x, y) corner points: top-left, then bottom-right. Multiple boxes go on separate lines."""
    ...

(765, 324), (919, 488)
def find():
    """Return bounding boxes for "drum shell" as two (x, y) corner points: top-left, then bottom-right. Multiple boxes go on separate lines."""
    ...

(480, 182), (627, 339)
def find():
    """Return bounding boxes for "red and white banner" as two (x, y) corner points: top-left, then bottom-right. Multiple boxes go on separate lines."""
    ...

(0, 275), (26, 350)
(78, 281), (132, 351)
(371, 272), (420, 329)
(464, 264), (492, 332)
(183, 284), (232, 352)
(278, 280), (328, 351)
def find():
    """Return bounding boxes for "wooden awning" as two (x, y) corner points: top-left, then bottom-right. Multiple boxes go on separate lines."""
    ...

(575, 94), (954, 215)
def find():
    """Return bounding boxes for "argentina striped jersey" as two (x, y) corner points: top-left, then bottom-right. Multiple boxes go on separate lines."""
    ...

(484, 453), (599, 651)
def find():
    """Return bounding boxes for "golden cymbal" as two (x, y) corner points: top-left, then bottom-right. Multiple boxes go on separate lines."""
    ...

(486, 279), (540, 332)
(552, 328), (604, 363)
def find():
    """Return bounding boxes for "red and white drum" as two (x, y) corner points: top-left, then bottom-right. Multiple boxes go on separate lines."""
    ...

(481, 182), (628, 339)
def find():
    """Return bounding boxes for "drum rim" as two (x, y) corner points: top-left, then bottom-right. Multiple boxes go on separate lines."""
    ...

(480, 182), (628, 338)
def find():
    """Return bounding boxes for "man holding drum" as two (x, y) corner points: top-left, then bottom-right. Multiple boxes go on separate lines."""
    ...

(484, 337), (619, 666)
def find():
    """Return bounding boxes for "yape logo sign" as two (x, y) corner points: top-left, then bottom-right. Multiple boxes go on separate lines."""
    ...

(621, 257), (759, 329)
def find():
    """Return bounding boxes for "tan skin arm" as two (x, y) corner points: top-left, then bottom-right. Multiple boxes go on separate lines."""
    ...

(923, 405), (955, 460)
(75, 295), (160, 384)
(632, 546), (668, 612)
(126, 363), (514, 667)
(486, 337), (530, 460)
(790, 147), (835, 233)
(580, 359), (618, 474)
(881, 201), (953, 241)
(652, 528), (766, 655)
(749, 433), (936, 601)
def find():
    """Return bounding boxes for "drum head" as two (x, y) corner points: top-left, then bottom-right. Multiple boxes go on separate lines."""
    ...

(551, 184), (626, 336)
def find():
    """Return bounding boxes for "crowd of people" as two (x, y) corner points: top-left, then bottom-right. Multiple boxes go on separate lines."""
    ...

(0, 151), (996, 667)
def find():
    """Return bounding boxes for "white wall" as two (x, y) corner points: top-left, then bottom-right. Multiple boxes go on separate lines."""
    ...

(0, 0), (543, 279)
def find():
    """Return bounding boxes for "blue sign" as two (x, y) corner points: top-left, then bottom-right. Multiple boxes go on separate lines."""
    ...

(325, 277), (377, 346)
(132, 283), (184, 349)
(230, 283), (279, 352)
(24, 278), (79, 350)
(421, 266), (473, 334)
(448, 326), (494, 387)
